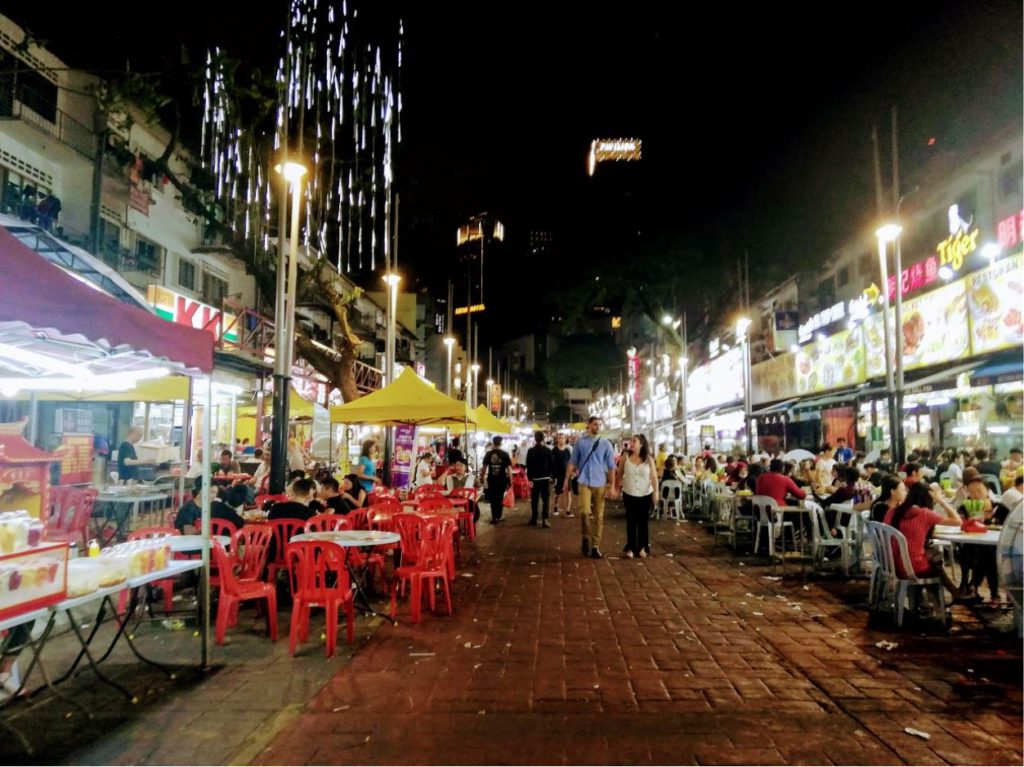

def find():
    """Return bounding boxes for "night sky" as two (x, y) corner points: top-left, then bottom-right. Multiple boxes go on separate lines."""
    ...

(11, 1), (1022, 343)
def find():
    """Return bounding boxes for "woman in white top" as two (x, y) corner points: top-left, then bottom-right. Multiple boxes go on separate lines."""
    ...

(614, 434), (660, 558)
(413, 452), (436, 487)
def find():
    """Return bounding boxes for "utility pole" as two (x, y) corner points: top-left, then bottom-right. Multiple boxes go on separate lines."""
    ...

(891, 106), (906, 464)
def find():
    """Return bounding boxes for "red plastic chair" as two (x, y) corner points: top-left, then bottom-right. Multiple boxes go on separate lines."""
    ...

(232, 523), (273, 582)
(266, 518), (309, 583)
(410, 484), (445, 499)
(448, 487), (478, 541)
(303, 514), (352, 533)
(210, 518), (239, 539)
(389, 513), (429, 617)
(366, 488), (397, 505)
(255, 493), (289, 510)
(418, 497), (453, 513)
(346, 508), (370, 530)
(45, 487), (98, 551)
(406, 522), (454, 623)
(286, 540), (355, 657)
(117, 526), (178, 613)
(212, 541), (277, 645)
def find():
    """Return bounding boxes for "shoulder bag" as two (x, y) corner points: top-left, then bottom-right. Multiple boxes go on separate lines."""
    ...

(571, 437), (601, 495)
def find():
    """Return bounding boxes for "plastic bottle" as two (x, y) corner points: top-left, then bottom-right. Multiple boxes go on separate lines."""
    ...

(88, 539), (100, 558)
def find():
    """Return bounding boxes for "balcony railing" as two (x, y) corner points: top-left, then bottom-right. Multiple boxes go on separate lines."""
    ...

(0, 82), (97, 160)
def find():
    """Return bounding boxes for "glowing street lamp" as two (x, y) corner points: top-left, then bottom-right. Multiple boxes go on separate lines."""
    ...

(443, 337), (455, 397)
(269, 156), (308, 494)
(736, 316), (753, 454)
(875, 223), (901, 461)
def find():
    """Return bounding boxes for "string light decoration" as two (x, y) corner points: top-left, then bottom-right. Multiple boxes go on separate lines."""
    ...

(200, 0), (402, 274)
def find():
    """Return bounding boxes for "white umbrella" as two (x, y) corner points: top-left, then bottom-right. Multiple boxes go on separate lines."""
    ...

(784, 448), (816, 462)
(864, 449), (880, 464)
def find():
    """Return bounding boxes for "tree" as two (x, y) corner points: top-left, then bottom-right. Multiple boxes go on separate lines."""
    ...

(93, 3), (402, 402)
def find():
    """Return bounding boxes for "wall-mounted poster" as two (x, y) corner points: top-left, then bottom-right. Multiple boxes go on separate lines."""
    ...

(967, 253), (1023, 354)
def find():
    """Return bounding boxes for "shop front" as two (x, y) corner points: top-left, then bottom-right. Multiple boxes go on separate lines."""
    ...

(749, 251), (1023, 456)
(684, 347), (744, 454)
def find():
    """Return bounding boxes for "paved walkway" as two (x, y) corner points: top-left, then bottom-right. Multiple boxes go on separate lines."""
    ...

(3, 499), (1019, 765)
(252, 501), (1021, 766)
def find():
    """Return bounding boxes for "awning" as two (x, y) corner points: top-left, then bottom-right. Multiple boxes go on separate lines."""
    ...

(0, 215), (151, 312)
(751, 398), (799, 418)
(689, 399), (742, 422)
(11, 375), (192, 402)
(791, 388), (861, 411)
(329, 367), (476, 426)
(472, 405), (513, 434)
(904, 361), (980, 392)
(0, 228), (214, 375)
(970, 356), (1023, 386)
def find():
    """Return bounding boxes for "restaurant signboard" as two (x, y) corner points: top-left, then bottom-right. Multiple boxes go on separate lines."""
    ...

(391, 424), (416, 489)
(751, 352), (795, 406)
(793, 327), (867, 395)
(147, 285), (239, 346)
(687, 347), (743, 412)
(966, 253), (1024, 354)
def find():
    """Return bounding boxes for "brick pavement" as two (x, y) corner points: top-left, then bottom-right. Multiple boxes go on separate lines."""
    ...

(1, 499), (1019, 765)
(251, 501), (1022, 766)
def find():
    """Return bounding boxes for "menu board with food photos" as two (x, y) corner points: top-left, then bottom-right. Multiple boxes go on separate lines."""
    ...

(899, 279), (970, 371)
(967, 253), (1023, 354)
(751, 352), (796, 405)
(793, 327), (867, 395)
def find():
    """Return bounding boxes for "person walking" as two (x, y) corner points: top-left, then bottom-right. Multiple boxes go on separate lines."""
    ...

(564, 416), (617, 559)
(480, 436), (513, 524)
(526, 430), (556, 527)
(616, 434), (659, 558)
(552, 433), (571, 517)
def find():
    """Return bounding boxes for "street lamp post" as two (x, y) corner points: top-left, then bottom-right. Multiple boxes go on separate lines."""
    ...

(471, 363), (481, 408)
(443, 337), (455, 397)
(269, 158), (307, 494)
(486, 378), (494, 412)
(662, 312), (688, 455)
(502, 393), (511, 419)
(876, 224), (901, 463)
(736, 316), (753, 455)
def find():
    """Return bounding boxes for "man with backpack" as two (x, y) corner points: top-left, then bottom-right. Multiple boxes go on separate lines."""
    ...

(480, 436), (513, 524)
(564, 416), (617, 559)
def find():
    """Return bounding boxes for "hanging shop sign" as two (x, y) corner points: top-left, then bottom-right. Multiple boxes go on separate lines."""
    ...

(996, 210), (1024, 251)
(966, 253), (1024, 354)
(147, 285), (239, 346)
(391, 424), (417, 489)
(57, 434), (93, 485)
(798, 301), (846, 343)
(490, 383), (502, 414)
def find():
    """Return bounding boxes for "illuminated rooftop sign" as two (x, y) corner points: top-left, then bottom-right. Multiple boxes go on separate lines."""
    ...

(587, 138), (642, 176)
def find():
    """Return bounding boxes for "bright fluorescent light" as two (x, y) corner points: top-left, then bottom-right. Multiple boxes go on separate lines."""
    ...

(926, 397), (951, 407)
(939, 266), (954, 280)
(981, 243), (1001, 262)
(951, 425), (978, 435)
(986, 425), (1011, 434)
(875, 223), (902, 242)
(274, 161), (308, 183)
(789, 344), (800, 354)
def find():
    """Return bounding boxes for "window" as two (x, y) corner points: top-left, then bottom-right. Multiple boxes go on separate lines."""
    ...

(177, 258), (196, 291)
(999, 162), (1022, 200)
(859, 251), (874, 276)
(132, 236), (163, 277)
(98, 219), (121, 266)
(202, 271), (228, 306)
(837, 266), (850, 287)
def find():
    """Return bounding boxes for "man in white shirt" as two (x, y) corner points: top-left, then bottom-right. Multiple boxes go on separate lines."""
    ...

(1000, 475), (1023, 510)
(816, 444), (837, 488)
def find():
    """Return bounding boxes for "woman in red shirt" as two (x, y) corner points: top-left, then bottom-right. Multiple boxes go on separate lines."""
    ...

(883, 481), (963, 600)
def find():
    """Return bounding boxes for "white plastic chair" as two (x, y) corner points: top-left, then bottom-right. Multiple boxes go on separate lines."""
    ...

(878, 523), (948, 627)
(659, 480), (684, 520)
(864, 520), (889, 612)
(752, 495), (791, 565)
(807, 501), (855, 576)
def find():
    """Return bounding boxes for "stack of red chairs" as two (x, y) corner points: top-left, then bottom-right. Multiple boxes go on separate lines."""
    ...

(512, 471), (531, 500)
(232, 524), (274, 582)
(400, 519), (455, 624)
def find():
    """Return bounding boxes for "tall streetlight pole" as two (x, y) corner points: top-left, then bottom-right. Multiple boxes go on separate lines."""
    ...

(876, 224), (901, 463)
(662, 312), (689, 455)
(502, 393), (511, 419)
(471, 363), (481, 408)
(443, 337), (455, 397)
(486, 378), (494, 413)
(736, 316), (753, 455)
(383, 272), (401, 485)
(269, 158), (307, 494)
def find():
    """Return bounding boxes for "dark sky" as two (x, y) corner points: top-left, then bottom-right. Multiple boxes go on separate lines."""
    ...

(12, 1), (1022, 342)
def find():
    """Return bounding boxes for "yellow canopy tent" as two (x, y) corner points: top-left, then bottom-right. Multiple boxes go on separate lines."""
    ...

(329, 367), (476, 426)
(472, 405), (513, 434)
(237, 386), (314, 420)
